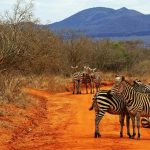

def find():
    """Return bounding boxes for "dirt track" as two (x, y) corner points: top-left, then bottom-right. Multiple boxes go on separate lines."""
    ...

(8, 87), (150, 150)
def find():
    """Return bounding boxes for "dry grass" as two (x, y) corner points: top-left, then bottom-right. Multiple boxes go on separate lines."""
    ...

(98, 71), (150, 84)
(0, 73), (71, 107)
(0, 71), (149, 108)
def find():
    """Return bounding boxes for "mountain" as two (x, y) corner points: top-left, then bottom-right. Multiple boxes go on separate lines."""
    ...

(46, 7), (150, 38)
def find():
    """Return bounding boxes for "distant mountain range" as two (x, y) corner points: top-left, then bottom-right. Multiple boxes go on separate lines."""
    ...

(45, 7), (150, 39)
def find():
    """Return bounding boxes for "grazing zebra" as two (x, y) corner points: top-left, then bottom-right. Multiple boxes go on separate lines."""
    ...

(89, 90), (131, 138)
(110, 76), (150, 139)
(133, 80), (150, 128)
(71, 66), (82, 94)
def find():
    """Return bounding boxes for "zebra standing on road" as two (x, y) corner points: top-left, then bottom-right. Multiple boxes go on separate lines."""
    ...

(88, 67), (97, 94)
(82, 66), (93, 94)
(89, 90), (131, 138)
(94, 73), (101, 92)
(133, 80), (150, 128)
(86, 67), (101, 93)
(110, 76), (150, 139)
(71, 66), (82, 94)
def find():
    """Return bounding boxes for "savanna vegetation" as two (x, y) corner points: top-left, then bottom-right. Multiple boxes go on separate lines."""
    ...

(0, 0), (150, 105)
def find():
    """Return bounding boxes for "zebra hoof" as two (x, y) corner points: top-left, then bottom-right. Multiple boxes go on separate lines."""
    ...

(137, 137), (140, 140)
(94, 132), (101, 138)
(120, 133), (123, 138)
(89, 106), (93, 111)
(130, 135), (135, 139)
(127, 133), (131, 138)
(137, 133), (140, 140)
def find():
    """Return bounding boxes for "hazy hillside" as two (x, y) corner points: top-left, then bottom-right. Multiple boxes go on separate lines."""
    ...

(47, 7), (150, 38)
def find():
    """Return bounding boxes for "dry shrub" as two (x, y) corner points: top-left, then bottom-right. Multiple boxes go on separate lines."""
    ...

(0, 72), (39, 108)
(98, 71), (150, 85)
(25, 74), (71, 93)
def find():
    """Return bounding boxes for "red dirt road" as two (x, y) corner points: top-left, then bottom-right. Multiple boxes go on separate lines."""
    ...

(9, 87), (150, 150)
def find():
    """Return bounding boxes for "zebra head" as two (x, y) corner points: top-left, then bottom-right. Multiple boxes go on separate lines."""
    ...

(110, 76), (125, 95)
(71, 66), (79, 73)
(88, 67), (97, 78)
(133, 79), (142, 86)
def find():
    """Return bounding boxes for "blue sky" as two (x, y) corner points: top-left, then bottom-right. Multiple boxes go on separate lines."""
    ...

(0, 0), (150, 24)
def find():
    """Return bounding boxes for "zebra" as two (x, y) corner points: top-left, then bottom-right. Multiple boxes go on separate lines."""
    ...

(89, 90), (131, 138)
(110, 76), (150, 139)
(133, 80), (150, 128)
(94, 74), (101, 92)
(84, 67), (101, 93)
(133, 80), (150, 93)
(71, 66), (82, 94)
(82, 66), (93, 94)
(88, 67), (102, 93)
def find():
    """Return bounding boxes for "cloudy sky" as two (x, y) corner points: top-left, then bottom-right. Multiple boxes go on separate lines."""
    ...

(0, 0), (150, 24)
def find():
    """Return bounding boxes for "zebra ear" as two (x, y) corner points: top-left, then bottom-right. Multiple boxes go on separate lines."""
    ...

(93, 68), (96, 71)
(122, 76), (125, 81)
(71, 66), (78, 69)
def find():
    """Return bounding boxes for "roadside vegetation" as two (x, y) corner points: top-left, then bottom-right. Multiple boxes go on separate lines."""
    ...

(0, 0), (150, 106)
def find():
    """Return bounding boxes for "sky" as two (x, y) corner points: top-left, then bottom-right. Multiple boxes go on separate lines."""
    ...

(0, 0), (150, 24)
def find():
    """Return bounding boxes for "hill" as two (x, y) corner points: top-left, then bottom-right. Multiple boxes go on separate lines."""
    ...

(46, 7), (150, 38)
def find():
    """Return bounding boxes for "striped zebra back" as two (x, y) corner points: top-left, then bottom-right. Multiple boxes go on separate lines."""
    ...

(93, 90), (126, 114)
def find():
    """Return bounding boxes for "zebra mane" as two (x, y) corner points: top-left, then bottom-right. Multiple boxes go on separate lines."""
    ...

(124, 80), (137, 92)
(125, 80), (150, 96)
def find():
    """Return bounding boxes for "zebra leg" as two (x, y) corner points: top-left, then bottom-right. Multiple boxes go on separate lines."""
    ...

(86, 82), (88, 94)
(92, 82), (94, 94)
(90, 82), (93, 94)
(79, 81), (82, 94)
(96, 86), (98, 92)
(95, 111), (102, 138)
(130, 115), (136, 139)
(76, 81), (79, 94)
(73, 82), (75, 94)
(126, 113), (131, 138)
(136, 113), (141, 140)
(119, 114), (125, 138)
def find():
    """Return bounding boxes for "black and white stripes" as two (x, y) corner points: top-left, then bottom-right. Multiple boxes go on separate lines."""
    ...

(133, 80), (150, 128)
(71, 66), (101, 94)
(71, 66), (82, 94)
(90, 90), (131, 138)
(110, 76), (150, 139)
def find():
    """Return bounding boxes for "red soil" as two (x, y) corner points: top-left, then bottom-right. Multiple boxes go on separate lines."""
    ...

(0, 86), (150, 150)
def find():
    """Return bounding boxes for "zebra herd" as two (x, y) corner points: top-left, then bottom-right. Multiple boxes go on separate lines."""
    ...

(71, 66), (101, 94)
(89, 76), (150, 139)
